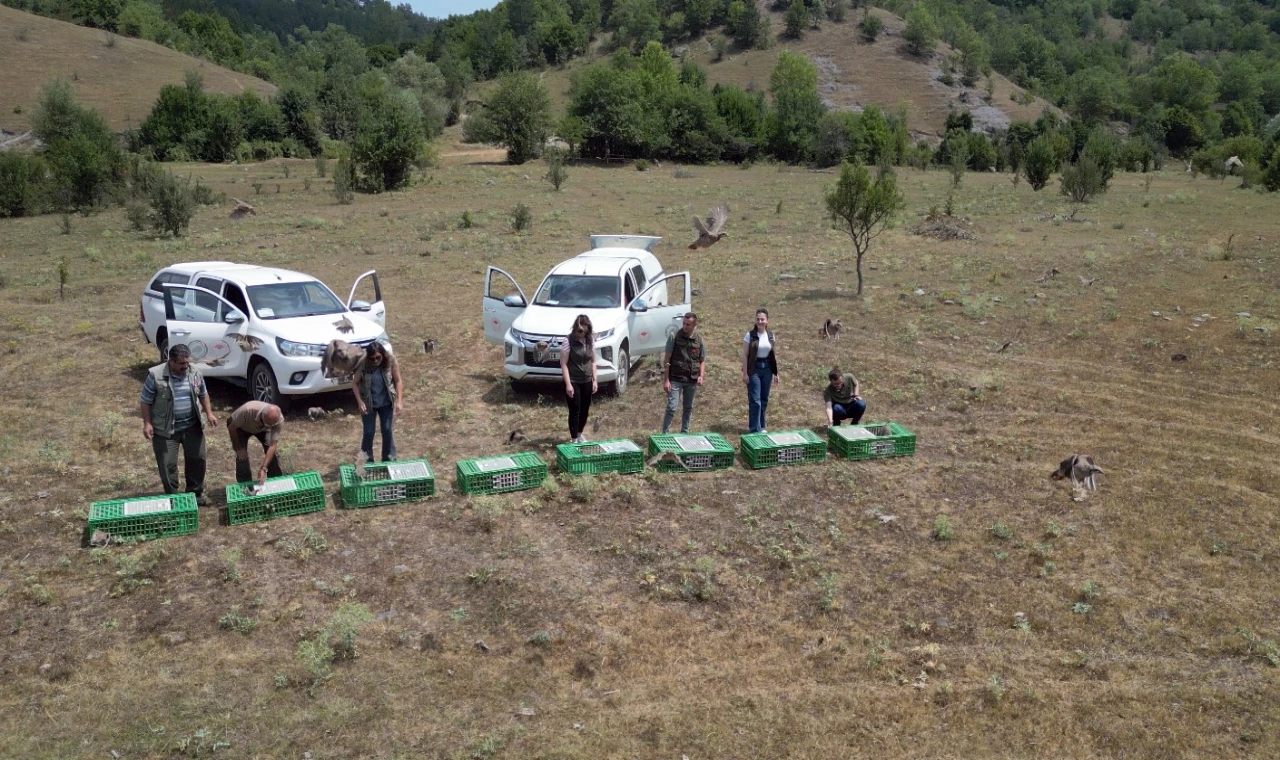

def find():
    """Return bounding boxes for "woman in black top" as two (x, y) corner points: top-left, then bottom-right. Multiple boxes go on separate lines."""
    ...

(560, 314), (598, 443)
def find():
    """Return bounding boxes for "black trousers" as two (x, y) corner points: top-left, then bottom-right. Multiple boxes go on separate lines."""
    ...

(229, 426), (284, 483)
(565, 381), (593, 439)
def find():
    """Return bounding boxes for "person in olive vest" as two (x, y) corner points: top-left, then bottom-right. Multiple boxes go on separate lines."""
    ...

(741, 308), (780, 433)
(351, 341), (404, 462)
(824, 366), (866, 426)
(227, 400), (285, 485)
(662, 312), (706, 434)
(139, 344), (217, 505)
(560, 314), (598, 443)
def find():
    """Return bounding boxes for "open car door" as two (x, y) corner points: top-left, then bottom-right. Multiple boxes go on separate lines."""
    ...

(482, 266), (527, 345)
(346, 270), (385, 328)
(626, 272), (691, 356)
(162, 284), (252, 377)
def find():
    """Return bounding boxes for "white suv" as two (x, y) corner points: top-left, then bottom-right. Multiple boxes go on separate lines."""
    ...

(482, 235), (691, 395)
(139, 262), (389, 406)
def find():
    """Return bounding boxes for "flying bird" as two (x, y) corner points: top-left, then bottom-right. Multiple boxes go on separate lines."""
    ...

(688, 205), (729, 249)
(646, 450), (689, 470)
(1224, 155), (1244, 175)
(820, 318), (842, 340)
(321, 339), (365, 379)
(355, 450), (368, 478)
(334, 315), (355, 334)
(531, 340), (555, 364)
(194, 356), (228, 367)
(229, 198), (256, 221)
(505, 429), (526, 446)
(227, 333), (263, 352)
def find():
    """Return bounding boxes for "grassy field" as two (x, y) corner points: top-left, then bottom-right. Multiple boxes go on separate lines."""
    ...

(1, 149), (1279, 758)
(0, 5), (275, 134)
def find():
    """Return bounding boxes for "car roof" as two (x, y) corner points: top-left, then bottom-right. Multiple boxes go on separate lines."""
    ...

(161, 262), (321, 287)
(549, 255), (636, 277)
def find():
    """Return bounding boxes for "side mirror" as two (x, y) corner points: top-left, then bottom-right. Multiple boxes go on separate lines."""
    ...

(224, 310), (245, 324)
(629, 299), (649, 313)
(503, 294), (527, 308)
(350, 300), (372, 312)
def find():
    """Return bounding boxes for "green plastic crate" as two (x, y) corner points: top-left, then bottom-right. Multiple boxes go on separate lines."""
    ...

(556, 439), (645, 476)
(225, 471), (326, 525)
(740, 429), (827, 469)
(87, 493), (198, 543)
(456, 452), (547, 495)
(828, 421), (917, 460)
(339, 458), (436, 508)
(645, 433), (735, 472)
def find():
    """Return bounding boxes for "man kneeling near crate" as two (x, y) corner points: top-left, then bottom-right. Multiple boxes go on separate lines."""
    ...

(823, 366), (866, 427)
(227, 400), (285, 487)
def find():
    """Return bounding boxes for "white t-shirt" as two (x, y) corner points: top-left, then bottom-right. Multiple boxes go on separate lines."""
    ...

(744, 330), (772, 358)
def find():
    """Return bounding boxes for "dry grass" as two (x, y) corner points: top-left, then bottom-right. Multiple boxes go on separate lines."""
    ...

(0, 5), (275, 134)
(1, 147), (1279, 758)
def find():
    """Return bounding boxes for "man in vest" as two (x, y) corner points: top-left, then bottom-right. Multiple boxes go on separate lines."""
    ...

(662, 312), (706, 434)
(139, 344), (217, 505)
(227, 400), (285, 485)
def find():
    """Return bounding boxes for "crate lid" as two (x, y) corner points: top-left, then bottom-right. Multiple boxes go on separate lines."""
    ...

(386, 461), (431, 480)
(120, 497), (173, 516)
(475, 456), (517, 472)
(674, 435), (714, 452)
(596, 440), (641, 453)
(767, 432), (808, 446)
(832, 426), (876, 440)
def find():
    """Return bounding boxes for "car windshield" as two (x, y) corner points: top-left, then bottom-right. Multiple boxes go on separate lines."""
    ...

(533, 275), (620, 309)
(247, 281), (345, 319)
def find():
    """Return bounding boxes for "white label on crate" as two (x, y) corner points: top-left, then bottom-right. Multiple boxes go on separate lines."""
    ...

(598, 440), (641, 454)
(870, 440), (897, 456)
(834, 426), (876, 440)
(386, 462), (430, 480)
(374, 484), (407, 502)
(767, 432), (806, 446)
(675, 435), (714, 452)
(254, 479), (298, 496)
(476, 457), (516, 472)
(122, 498), (172, 516)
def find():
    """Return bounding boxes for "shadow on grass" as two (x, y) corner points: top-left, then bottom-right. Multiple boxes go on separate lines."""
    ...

(779, 289), (862, 303)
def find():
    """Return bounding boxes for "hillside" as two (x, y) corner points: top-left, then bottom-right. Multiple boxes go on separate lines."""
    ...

(503, 8), (1057, 140)
(0, 5), (275, 135)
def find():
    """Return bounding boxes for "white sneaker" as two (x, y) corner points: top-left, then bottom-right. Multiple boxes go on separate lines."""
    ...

(578, 434), (589, 443)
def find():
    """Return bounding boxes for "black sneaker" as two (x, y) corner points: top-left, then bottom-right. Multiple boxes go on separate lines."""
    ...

(195, 494), (210, 507)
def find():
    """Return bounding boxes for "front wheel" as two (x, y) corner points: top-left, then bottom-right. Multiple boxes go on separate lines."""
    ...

(607, 347), (629, 397)
(250, 361), (283, 408)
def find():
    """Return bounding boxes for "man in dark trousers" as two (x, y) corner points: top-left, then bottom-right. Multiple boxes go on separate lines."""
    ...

(227, 400), (285, 485)
(140, 344), (217, 505)
(662, 312), (706, 434)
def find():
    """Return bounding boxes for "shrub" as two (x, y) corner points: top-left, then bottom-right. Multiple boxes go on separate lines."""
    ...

(1023, 136), (1057, 191)
(511, 202), (532, 232)
(544, 147), (568, 190)
(0, 152), (46, 218)
(859, 11), (883, 41)
(315, 154), (328, 178)
(1059, 153), (1106, 203)
(904, 3), (940, 56)
(125, 201), (151, 231)
(1263, 145), (1280, 192)
(333, 156), (355, 204)
(352, 88), (425, 191)
(148, 171), (197, 237)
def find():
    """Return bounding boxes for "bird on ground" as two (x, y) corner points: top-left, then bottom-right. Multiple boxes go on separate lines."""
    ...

(506, 429), (526, 446)
(321, 339), (365, 379)
(646, 450), (689, 470)
(227, 333), (263, 352)
(334, 315), (355, 334)
(688, 205), (729, 249)
(423, 339), (437, 354)
(307, 407), (326, 421)
(89, 530), (112, 548)
(820, 318), (842, 340)
(996, 341), (1013, 354)
(1034, 267), (1060, 283)
(1050, 454), (1104, 491)
(1078, 275), (1097, 286)
(229, 198), (256, 221)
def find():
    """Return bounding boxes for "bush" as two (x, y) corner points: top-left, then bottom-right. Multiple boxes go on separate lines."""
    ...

(511, 202), (532, 232)
(125, 201), (151, 231)
(0, 152), (46, 218)
(545, 148), (568, 190)
(1264, 145), (1280, 192)
(1059, 153), (1106, 203)
(1023, 136), (1057, 191)
(859, 11), (883, 41)
(333, 156), (355, 204)
(464, 71), (551, 165)
(148, 171), (197, 236)
(904, 4), (940, 56)
(33, 80), (122, 210)
(352, 88), (425, 191)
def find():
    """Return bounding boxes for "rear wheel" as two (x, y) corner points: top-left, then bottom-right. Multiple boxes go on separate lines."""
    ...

(608, 346), (630, 397)
(250, 361), (283, 408)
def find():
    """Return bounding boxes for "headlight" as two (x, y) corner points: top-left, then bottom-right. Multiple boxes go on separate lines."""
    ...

(593, 327), (615, 341)
(509, 328), (529, 343)
(276, 337), (326, 357)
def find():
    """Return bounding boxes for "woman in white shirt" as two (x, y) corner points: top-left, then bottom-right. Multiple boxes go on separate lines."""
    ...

(741, 308), (780, 433)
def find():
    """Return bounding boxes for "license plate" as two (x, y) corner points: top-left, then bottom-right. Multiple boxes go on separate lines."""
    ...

(334, 374), (353, 385)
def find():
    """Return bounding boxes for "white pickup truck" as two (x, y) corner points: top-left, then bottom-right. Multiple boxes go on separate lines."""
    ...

(139, 261), (389, 407)
(482, 235), (691, 395)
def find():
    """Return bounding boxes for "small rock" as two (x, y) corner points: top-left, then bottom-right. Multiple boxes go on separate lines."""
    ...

(376, 609), (396, 622)
(515, 707), (536, 717)
(1151, 311), (1161, 317)
(914, 288), (926, 296)
(1035, 292), (1045, 298)
(935, 617), (951, 630)
(778, 273), (798, 280)
(943, 299), (956, 305)
(2, 466), (9, 476)
(1256, 326), (1269, 333)
(485, 179), (496, 185)
(39, 663), (51, 674)
(475, 640), (490, 652)
(992, 296), (1003, 303)
(522, 175), (529, 180)
(37, 491), (49, 499)
(159, 631), (188, 646)
(393, 564), (408, 574)
(691, 288), (703, 296)
(1236, 312), (1251, 318)
(868, 264), (878, 270)
(876, 514), (898, 524)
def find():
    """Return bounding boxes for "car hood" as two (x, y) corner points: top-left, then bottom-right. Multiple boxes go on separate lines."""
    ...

(512, 306), (623, 339)
(264, 313), (384, 345)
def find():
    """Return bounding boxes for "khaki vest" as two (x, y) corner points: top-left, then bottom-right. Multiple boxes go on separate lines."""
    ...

(358, 357), (398, 410)
(147, 363), (205, 438)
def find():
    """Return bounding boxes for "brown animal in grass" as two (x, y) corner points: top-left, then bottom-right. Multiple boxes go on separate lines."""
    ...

(820, 318), (842, 340)
(1051, 454), (1103, 491)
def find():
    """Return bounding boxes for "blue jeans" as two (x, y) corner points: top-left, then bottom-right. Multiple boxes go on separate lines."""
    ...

(831, 399), (867, 425)
(662, 380), (698, 434)
(361, 405), (396, 462)
(747, 359), (774, 433)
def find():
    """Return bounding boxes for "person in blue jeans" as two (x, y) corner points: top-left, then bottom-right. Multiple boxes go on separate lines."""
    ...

(741, 308), (779, 433)
(824, 367), (866, 426)
(351, 342), (404, 462)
